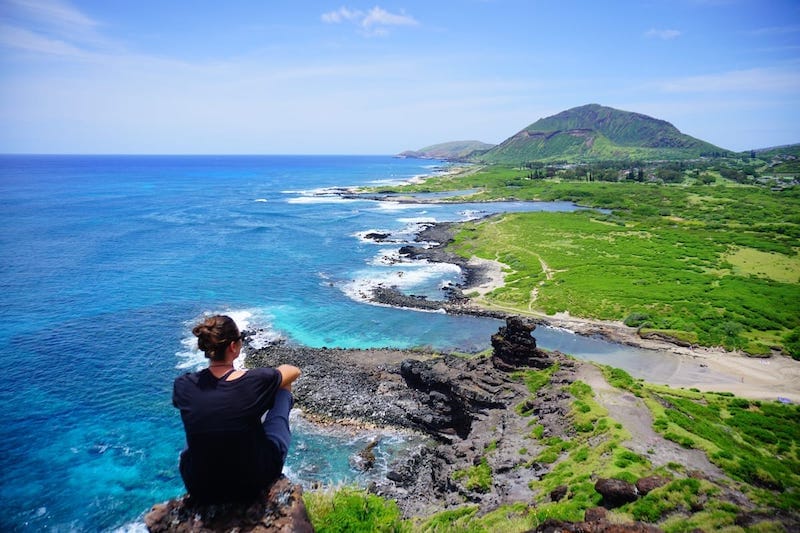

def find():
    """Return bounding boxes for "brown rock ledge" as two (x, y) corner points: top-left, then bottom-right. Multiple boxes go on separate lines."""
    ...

(144, 477), (313, 532)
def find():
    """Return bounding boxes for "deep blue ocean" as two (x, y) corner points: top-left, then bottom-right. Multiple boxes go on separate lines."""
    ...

(0, 155), (675, 531)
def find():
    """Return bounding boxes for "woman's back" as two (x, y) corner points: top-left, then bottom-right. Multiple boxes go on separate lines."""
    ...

(173, 367), (283, 503)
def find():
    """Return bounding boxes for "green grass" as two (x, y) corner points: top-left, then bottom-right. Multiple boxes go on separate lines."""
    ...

(304, 487), (409, 532)
(453, 458), (493, 493)
(605, 369), (800, 512)
(433, 172), (800, 354)
(377, 164), (800, 355)
(515, 363), (559, 394)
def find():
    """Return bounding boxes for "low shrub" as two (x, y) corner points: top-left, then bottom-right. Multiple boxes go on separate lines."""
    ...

(630, 478), (702, 523)
(624, 312), (651, 328)
(453, 458), (493, 493)
(614, 449), (646, 468)
(305, 488), (408, 533)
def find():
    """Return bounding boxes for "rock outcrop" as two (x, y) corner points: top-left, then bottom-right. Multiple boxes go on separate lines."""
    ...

(635, 475), (669, 496)
(144, 477), (312, 533)
(594, 478), (640, 507)
(399, 355), (513, 440)
(491, 316), (552, 370)
(246, 317), (558, 516)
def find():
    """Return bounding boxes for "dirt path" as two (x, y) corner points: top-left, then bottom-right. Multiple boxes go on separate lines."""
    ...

(574, 362), (726, 478)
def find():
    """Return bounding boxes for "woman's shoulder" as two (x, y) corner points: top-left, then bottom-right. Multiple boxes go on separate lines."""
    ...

(174, 368), (208, 383)
(244, 367), (280, 379)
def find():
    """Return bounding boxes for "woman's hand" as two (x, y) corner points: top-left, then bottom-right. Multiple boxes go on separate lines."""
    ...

(276, 364), (301, 391)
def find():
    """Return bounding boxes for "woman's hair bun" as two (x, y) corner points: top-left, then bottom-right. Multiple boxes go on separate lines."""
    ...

(192, 315), (238, 360)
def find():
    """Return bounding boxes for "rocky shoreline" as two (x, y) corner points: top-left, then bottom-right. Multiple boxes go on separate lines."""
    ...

(239, 317), (790, 531)
(245, 317), (564, 517)
(145, 317), (796, 531)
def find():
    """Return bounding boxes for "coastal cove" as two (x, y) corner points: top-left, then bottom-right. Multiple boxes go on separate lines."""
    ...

(0, 155), (796, 530)
(329, 183), (800, 404)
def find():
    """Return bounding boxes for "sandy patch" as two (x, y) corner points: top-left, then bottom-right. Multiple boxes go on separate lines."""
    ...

(466, 256), (507, 296)
(465, 293), (800, 402)
(544, 313), (800, 402)
(654, 348), (800, 403)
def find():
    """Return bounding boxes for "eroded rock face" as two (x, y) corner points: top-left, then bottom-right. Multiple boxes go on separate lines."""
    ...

(491, 316), (552, 371)
(144, 477), (313, 533)
(399, 356), (509, 439)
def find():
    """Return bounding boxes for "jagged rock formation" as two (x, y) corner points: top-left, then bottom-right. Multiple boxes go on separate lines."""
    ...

(491, 316), (553, 370)
(144, 477), (312, 532)
(399, 356), (513, 439)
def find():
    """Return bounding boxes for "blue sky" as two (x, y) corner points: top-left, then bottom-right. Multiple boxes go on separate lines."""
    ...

(1, 0), (798, 154)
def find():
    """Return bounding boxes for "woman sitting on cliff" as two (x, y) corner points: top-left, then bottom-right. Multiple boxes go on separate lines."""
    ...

(173, 315), (301, 504)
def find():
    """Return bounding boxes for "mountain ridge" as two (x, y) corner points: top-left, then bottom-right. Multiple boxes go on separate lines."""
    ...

(400, 104), (734, 163)
(398, 140), (495, 160)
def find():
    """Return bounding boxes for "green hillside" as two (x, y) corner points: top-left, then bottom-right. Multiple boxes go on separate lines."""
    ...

(476, 104), (728, 163)
(398, 140), (495, 161)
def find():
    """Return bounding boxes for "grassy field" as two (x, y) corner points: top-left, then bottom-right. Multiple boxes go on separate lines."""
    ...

(383, 166), (800, 355)
(304, 365), (799, 532)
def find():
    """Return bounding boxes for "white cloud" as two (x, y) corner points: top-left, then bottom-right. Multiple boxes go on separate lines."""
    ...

(321, 5), (418, 36)
(655, 67), (800, 93)
(4, 0), (99, 30)
(321, 7), (363, 24)
(0, 23), (87, 56)
(362, 7), (418, 29)
(645, 28), (682, 40)
(0, 0), (117, 58)
(747, 24), (800, 37)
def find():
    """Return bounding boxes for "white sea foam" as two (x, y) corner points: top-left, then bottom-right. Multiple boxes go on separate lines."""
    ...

(368, 248), (405, 266)
(396, 216), (438, 224)
(341, 258), (463, 306)
(113, 521), (148, 533)
(286, 196), (362, 205)
(174, 309), (281, 371)
(254, 198), (268, 203)
(367, 178), (408, 186)
(354, 229), (403, 244)
(283, 185), (361, 196)
(458, 209), (486, 220)
(370, 201), (438, 211)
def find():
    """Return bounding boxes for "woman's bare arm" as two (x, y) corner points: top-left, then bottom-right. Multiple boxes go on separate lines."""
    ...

(276, 364), (301, 390)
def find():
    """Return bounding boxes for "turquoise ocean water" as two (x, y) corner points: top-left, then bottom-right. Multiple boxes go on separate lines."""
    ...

(0, 155), (673, 531)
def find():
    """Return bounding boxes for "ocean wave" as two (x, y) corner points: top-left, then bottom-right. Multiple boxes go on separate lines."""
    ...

(396, 216), (438, 224)
(369, 201), (439, 211)
(286, 196), (363, 205)
(354, 217), (438, 245)
(340, 258), (463, 306)
(286, 411), (428, 487)
(367, 248), (405, 266)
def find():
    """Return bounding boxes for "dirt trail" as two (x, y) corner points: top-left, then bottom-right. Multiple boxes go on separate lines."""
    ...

(574, 362), (725, 478)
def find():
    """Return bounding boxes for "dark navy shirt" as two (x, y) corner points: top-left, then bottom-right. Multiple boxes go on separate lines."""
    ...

(173, 367), (282, 503)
